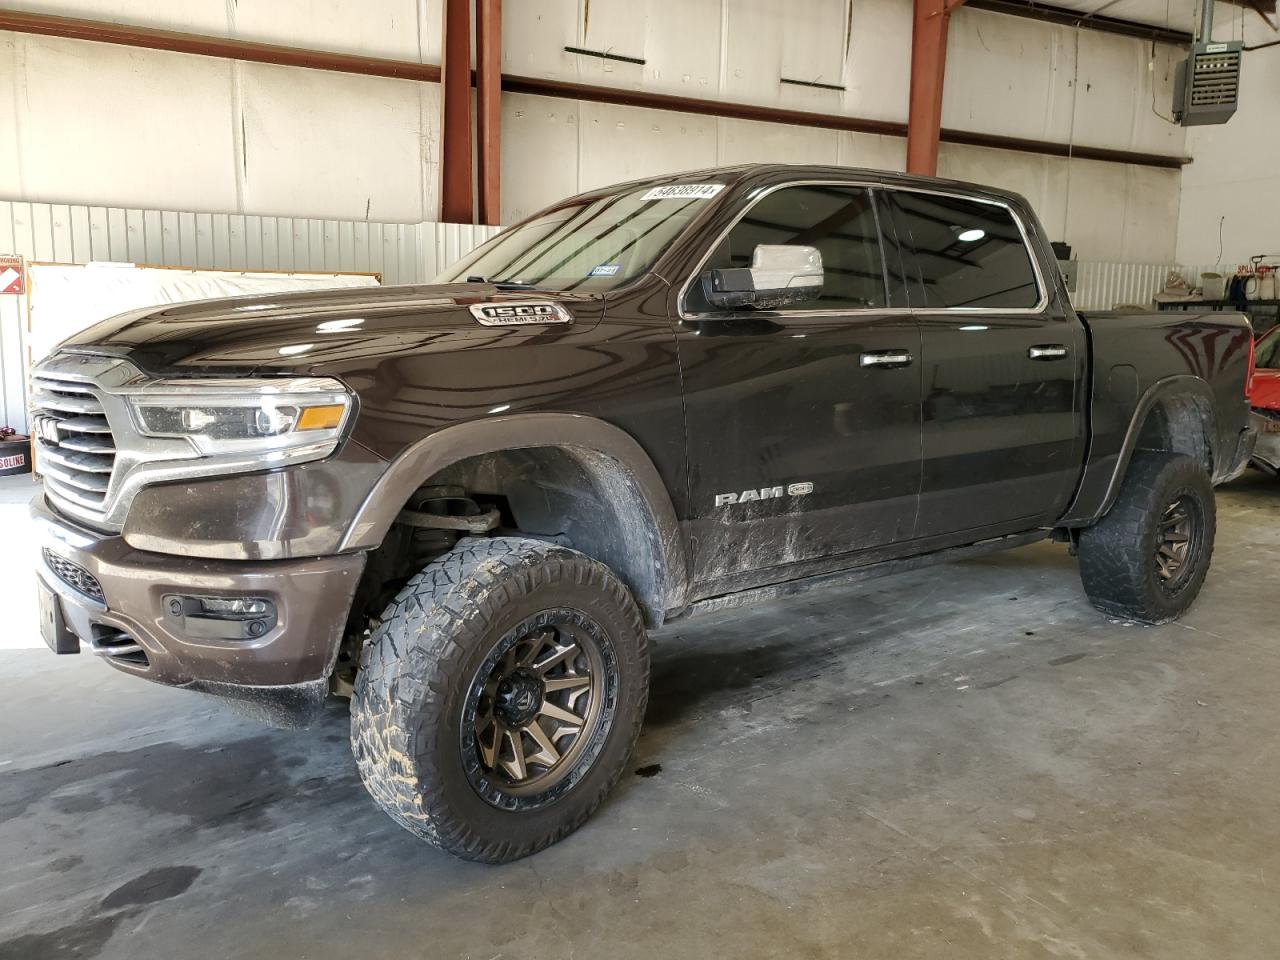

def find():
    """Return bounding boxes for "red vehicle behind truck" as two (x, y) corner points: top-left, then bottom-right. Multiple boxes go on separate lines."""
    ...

(1249, 326), (1280, 473)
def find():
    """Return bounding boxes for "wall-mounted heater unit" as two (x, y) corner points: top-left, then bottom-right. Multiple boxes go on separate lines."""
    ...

(1174, 41), (1243, 126)
(1174, 0), (1242, 127)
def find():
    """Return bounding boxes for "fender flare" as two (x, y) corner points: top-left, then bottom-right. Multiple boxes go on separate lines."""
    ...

(1068, 374), (1219, 524)
(340, 412), (690, 620)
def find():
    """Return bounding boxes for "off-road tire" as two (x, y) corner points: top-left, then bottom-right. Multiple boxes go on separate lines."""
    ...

(350, 537), (649, 863)
(1077, 451), (1215, 624)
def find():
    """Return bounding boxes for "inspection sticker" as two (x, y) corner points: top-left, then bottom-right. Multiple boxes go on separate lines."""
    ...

(589, 264), (621, 277)
(641, 183), (725, 201)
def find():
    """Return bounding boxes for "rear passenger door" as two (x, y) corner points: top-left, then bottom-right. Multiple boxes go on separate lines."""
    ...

(887, 188), (1085, 537)
(674, 183), (922, 595)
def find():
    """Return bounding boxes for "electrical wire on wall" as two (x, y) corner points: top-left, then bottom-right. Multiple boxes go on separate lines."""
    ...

(1149, 0), (1178, 123)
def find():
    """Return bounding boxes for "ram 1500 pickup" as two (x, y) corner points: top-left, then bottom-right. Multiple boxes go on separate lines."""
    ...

(31, 165), (1256, 862)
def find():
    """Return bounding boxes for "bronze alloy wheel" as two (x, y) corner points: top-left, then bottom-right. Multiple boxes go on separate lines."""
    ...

(1155, 493), (1201, 591)
(461, 610), (617, 808)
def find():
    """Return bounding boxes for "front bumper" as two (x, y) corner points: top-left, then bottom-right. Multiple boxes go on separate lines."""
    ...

(33, 494), (365, 719)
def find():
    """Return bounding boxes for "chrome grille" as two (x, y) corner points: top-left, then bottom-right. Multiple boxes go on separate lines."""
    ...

(30, 372), (117, 514)
(42, 548), (106, 603)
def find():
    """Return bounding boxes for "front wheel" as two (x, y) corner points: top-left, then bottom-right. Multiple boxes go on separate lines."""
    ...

(1077, 451), (1216, 624)
(350, 537), (649, 863)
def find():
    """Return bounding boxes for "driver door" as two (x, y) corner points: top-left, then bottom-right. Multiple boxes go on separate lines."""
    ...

(671, 184), (923, 598)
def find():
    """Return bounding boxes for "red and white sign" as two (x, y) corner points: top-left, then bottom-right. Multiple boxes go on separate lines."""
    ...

(0, 256), (23, 295)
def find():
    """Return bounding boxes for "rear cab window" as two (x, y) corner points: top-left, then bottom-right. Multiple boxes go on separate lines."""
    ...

(888, 189), (1043, 311)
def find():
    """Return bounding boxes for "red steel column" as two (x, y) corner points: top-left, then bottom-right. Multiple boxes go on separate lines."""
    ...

(439, 0), (474, 223)
(906, 0), (964, 176)
(476, 0), (502, 226)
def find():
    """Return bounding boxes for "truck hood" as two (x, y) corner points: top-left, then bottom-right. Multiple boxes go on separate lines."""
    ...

(56, 283), (605, 376)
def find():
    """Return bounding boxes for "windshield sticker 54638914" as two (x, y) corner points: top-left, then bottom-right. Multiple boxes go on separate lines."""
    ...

(640, 184), (725, 202)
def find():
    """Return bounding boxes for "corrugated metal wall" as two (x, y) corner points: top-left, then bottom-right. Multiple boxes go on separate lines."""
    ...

(1071, 261), (1228, 312)
(1072, 261), (1177, 312)
(0, 201), (500, 431)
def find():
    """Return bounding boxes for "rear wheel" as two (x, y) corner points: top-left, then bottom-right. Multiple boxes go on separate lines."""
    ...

(350, 537), (648, 863)
(1077, 452), (1215, 624)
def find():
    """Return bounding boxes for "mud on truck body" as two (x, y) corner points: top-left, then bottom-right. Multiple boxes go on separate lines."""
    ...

(32, 165), (1255, 862)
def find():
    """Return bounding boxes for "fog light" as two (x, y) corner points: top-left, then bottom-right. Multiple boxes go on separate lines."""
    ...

(163, 594), (278, 642)
(193, 596), (271, 619)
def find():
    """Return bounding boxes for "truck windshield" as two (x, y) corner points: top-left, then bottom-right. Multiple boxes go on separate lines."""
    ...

(437, 184), (722, 292)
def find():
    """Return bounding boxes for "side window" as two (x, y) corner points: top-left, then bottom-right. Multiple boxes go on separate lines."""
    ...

(689, 185), (887, 312)
(892, 191), (1041, 310)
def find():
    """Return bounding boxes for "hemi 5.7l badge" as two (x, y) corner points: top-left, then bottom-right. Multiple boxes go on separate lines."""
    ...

(469, 302), (573, 326)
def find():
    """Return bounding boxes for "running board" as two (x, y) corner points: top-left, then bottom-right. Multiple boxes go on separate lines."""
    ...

(679, 530), (1050, 619)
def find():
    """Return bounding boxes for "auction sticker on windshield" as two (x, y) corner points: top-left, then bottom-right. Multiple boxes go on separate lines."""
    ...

(640, 184), (725, 201)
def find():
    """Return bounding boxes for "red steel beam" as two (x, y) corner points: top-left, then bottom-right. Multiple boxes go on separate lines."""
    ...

(439, 0), (474, 224)
(476, 0), (502, 226)
(0, 8), (442, 83)
(906, 0), (964, 176)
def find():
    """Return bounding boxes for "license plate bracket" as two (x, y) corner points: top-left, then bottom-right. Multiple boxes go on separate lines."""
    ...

(39, 580), (80, 655)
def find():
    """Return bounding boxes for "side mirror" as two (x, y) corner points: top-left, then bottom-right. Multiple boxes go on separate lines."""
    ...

(702, 244), (823, 310)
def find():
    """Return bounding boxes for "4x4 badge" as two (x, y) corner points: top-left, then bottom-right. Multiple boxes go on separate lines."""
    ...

(469, 302), (573, 326)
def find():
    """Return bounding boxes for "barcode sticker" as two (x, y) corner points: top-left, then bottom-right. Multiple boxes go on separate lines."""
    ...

(640, 184), (725, 201)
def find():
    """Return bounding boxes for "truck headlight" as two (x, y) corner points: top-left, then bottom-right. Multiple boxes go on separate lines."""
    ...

(123, 377), (353, 460)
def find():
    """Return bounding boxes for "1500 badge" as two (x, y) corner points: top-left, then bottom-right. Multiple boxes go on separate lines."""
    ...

(469, 302), (573, 326)
(715, 482), (814, 507)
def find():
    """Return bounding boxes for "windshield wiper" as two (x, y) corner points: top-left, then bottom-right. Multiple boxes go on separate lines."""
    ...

(465, 276), (542, 290)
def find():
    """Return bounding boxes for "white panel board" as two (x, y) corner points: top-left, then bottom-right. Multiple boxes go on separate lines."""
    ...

(575, 101), (719, 194)
(502, 0), (581, 81)
(3, 35), (240, 212)
(2, 0), (231, 36)
(945, 10), (1066, 142)
(638, 0), (722, 98)
(721, 0), (786, 105)
(844, 0), (913, 123)
(233, 0), (429, 62)
(0, 35), (20, 193)
(716, 118), (839, 166)
(239, 62), (436, 223)
(837, 132), (907, 172)
(501, 94), (582, 225)
(4, 0), (445, 61)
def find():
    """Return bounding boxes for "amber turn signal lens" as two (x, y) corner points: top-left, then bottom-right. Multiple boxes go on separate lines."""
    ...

(296, 404), (346, 431)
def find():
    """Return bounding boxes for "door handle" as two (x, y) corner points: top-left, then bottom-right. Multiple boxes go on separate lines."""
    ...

(860, 350), (913, 369)
(1028, 344), (1069, 360)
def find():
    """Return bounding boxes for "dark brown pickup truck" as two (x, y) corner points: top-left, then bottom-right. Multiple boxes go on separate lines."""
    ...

(32, 164), (1255, 861)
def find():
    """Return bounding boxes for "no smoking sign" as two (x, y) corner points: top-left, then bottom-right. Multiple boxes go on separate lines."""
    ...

(0, 255), (24, 295)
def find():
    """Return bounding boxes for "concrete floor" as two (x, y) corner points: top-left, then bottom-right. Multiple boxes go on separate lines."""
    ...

(3, 473), (1280, 960)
